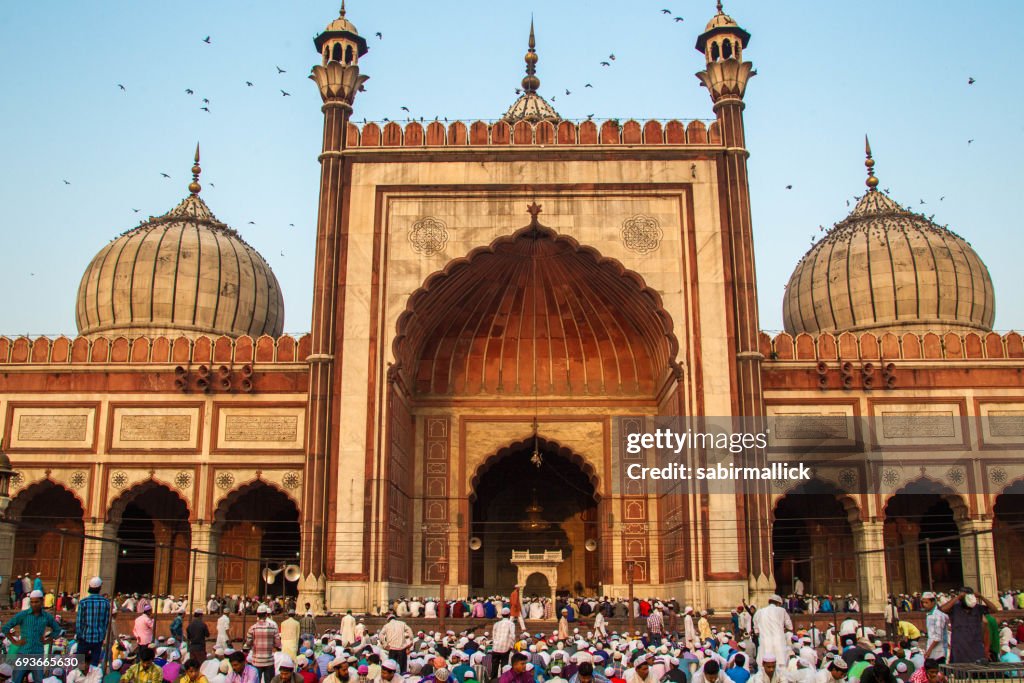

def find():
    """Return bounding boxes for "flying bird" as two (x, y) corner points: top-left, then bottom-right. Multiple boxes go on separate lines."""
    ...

(202, 36), (211, 44)
(565, 89), (571, 95)
(281, 90), (291, 96)
(375, 32), (383, 39)
(202, 98), (210, 104)
(551, 96), (556, 101)
(968, 77), (975, 85)
(967, 139), (974, 145)
(118, 83), (126, 91)
(674, 17), (685, 22)
(288, 223), (295, 227)
(185, 88), (194, 95)
(609, 54), (616, 61)
(246, 81), (254, 87)
(661, 9), (672, 14)
(785, 184), (793, 190)
(585, 83), (593, 88)
(586, 113), (594, 120)
(160, 173), (170, 178)
(62, 179), (70, 185)
(201, 106), (210, 112)
(919, 199), (925, 204)
(940, 196), (945, 201)
(400, 106), (410, 112)
(280, 250), (285, 256)
(276, 65), (286, 74)
(209, 183), (215, 188)
(515, 88), (522, 95)
(248, 221), (256, 225)
(600, 61), (611, 67)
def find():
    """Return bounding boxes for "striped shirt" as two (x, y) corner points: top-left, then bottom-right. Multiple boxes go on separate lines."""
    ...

(0, 607), (65, 654)
(246, 620), (282, 667)
(77, 593), (112, 644)
(647, 611), (664, 635)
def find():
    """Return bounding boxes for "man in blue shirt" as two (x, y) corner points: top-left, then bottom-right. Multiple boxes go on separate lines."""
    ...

(77, 577), (112, 667)
(1, 589), (66, 683)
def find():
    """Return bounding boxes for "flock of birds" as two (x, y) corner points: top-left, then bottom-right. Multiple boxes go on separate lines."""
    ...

(54, 12), (985, 266)
(792, 75), (980, 250)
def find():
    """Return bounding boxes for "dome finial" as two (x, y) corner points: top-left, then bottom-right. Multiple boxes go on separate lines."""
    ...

(716, 0), (724, 13)
(522, 16), (540, 94)
(189, 142), (202, 196)
(339, 0), (346, 18)
(864, 135), (879, 192)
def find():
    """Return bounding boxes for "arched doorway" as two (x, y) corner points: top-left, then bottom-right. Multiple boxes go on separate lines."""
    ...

(109, 482), (191, 596)
(214, 482), (301, 597)
(469, 438), (600, 597)
(524, 571), (551, 598)
(884, 479), (966, 594)
(8, 482), (84, 594)
(771, 480), (859, 597)
(993, 481), (1024, 590)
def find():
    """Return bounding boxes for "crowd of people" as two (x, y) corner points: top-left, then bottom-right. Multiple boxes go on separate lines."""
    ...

(2, 579), (1022, 683)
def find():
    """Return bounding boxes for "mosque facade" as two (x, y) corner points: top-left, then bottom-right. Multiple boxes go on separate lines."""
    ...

(1, 4), (1023, 614)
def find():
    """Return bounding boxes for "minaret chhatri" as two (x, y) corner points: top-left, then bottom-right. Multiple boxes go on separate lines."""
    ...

(301, 1), (369, 612)
(695, 3), (773, 600)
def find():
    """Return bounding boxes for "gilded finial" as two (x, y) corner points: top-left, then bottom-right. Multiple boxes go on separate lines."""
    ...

(864, 135), (878, 191)
(189, 142), (202, 195)
(340, 0), (346, 18)
(522, 17), (540, 94)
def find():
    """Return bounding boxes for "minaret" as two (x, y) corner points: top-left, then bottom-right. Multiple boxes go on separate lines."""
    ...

(301, 1), (369, 613)
(695, 3), (772, 600)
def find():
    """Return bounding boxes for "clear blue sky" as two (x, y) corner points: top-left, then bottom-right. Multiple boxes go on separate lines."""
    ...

(1, 0), (1020, 336)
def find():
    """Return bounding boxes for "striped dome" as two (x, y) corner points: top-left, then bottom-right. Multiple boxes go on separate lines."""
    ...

(75, 193), (284, 338)
(783, 190), (994, 335)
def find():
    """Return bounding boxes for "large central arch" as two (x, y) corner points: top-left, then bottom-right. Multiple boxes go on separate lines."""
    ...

(392, 219), (680, 396)
(468, 437), (601, 597)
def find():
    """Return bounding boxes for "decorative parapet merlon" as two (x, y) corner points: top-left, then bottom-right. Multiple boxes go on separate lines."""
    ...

(760, 330), (1024, 362)
(343, 118), (722, 148)
(0, 333), (312, 366)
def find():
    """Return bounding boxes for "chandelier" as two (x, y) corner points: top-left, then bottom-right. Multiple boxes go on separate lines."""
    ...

(519, 489), (551, 531)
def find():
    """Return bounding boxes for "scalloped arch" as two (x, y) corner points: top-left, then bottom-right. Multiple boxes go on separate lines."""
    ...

(6, 479), (86, 522)
(212, 477), (300, 526)
(107, 478), (192, 525)
(393, 222), (679, 397)
(468, 434), (601, 502)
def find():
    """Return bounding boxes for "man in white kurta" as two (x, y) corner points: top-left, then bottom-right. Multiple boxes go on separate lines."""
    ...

(216, 612), (231, 649)
(340, 610), (358, 646)
(683, 607), (698, 649)
(752, 595), (793, 667)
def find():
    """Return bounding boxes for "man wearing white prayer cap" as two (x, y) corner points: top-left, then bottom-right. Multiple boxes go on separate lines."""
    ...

(1, 588), (65, 683)
(752, 597), (791, 668)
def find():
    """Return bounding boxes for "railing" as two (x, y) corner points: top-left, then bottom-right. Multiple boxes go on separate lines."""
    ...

(511, 550), (563, 562)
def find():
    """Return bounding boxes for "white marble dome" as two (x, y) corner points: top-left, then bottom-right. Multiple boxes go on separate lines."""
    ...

(75, 193), (284, 338)
(783, 189), (994, 335)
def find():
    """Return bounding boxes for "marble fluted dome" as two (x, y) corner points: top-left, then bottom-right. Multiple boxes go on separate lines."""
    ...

(783, 189), (994, 335)
(75, 192), (285, 338)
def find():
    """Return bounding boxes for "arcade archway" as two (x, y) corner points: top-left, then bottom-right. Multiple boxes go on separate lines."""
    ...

(8, 481), (84, 593)
(884, 479), (966, 594)
(109, 482), (191, 596)
(993, 480), (1024, 590)
(214, 482), (301, 597)
(771, 480), (859, 597)
(469, 438), (600, 597)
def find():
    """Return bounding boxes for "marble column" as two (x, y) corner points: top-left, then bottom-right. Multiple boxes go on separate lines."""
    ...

(79, 521), (118, 595)
(190, 523), (220, 606)
(0, 522), (15, 601)
(852, 519), (888, 613)
(958, 517), (998, 604)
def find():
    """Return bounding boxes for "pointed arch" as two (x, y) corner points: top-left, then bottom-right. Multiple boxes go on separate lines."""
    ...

(393, 221), (679, 397)
(469, 434), (601, 502)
